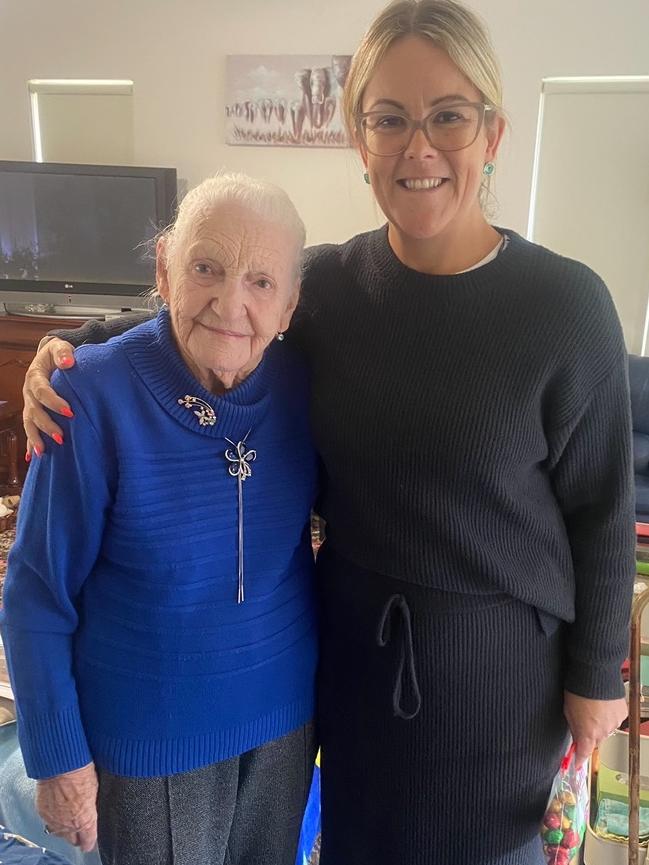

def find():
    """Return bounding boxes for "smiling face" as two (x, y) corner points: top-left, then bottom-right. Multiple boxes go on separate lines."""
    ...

(359, 35), (504, 250)
(157, 203), (300, 393)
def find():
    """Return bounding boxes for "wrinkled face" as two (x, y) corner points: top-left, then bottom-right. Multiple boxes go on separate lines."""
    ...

(157, 203), (299, 391)
(359, 36), (504, 243)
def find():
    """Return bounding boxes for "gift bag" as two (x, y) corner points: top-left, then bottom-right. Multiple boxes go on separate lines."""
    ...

(541, 742), (588, 865)
(295, 753), (321, 865)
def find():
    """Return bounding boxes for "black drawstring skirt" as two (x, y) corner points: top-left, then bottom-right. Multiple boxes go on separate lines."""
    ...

(316, 544), (568, 865)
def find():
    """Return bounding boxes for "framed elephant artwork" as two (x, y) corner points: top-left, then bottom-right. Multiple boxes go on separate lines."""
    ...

(225, 55), (352, 147)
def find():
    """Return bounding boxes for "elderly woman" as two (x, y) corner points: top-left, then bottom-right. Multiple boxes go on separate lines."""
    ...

(2, 173), (318, 865)
(22, 1), (635, 863)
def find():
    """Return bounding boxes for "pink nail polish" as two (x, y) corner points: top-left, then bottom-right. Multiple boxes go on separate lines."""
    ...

(33, 446), (42, 458)
(61, 407), (74, 418)
(25, 451), (31, 463)
(60, 355), (74, 368)
(52, 433), (64, 445)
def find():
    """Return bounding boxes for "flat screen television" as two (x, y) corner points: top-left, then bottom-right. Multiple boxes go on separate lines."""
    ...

(0, 160), (177, 317)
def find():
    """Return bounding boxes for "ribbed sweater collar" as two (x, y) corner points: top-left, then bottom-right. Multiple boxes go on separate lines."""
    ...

(366, 224), (527, 293)
(119, 308), (274, 439)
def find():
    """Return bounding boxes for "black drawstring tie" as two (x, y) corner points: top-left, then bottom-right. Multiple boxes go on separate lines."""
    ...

(377, 593), (422, 720)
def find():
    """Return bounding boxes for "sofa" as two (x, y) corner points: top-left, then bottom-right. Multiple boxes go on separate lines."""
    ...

(629, 354), (649, 520)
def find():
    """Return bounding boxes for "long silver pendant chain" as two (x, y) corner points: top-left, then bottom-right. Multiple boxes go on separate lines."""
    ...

(224, 430), (256, 603)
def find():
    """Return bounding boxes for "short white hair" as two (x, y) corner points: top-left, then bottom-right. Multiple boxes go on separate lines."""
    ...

(164, 171), (306, 280)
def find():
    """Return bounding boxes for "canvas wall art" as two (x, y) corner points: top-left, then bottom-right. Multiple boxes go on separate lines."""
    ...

(225, 54), (352, 148)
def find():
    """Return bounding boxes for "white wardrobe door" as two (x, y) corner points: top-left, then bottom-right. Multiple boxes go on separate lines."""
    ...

(529, 79), (649, 355)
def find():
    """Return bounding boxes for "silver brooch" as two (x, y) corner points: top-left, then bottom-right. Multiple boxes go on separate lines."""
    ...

(225, 431), (257, 604)
(177, 395), (216, 426)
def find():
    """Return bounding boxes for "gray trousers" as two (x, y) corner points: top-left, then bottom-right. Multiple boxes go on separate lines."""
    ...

(96, 722), (316, 865)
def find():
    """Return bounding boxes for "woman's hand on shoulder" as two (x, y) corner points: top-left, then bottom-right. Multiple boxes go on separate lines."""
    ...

(36, 761), (98, 852)
(563, 690), (628, 768)
(23, 338), (76, 457)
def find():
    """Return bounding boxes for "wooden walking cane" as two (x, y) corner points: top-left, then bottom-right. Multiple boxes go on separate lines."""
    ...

(629, 585), (649, 865)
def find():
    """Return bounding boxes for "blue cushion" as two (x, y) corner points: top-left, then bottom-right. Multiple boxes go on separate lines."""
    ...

(634, 433), (649, 474)
(629, 355), (649, 434)
(636, 475), (649, 520)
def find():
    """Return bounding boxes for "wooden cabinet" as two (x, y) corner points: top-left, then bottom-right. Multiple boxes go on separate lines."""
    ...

(0, 314), (88, 481)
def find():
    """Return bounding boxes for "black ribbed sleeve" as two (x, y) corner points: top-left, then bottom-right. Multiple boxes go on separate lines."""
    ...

(49, 311), (152, 346)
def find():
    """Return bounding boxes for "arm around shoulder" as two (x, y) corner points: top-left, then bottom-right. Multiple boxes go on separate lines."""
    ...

(49, 310), (153, 347)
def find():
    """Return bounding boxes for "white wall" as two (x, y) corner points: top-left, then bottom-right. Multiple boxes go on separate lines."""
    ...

(1, 0), (648, 245)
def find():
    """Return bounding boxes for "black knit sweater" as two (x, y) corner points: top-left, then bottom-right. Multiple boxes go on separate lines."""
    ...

(53, 227), (636, 700)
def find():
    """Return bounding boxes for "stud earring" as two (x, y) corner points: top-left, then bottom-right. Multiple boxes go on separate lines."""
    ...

(363, 171), (370, 185)
(277, 332), (285, 341)
(483, 162), (495, 176)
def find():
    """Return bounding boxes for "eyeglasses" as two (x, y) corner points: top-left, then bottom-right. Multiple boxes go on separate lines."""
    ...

(356, 102), (495, 157)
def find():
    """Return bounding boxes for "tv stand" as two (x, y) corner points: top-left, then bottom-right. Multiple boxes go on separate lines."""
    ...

(2, 302), (149, 321)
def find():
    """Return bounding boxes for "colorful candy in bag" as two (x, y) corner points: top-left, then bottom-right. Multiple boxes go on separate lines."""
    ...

(541, 742), (588, 865)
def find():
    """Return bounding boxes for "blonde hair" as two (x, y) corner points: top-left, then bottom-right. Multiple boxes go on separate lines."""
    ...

(163, 171), (306, 280)
(342, 0), (503, 138)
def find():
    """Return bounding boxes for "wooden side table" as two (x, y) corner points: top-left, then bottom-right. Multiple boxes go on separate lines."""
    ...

(0, 313), (89, 484)
(0, 402), (20, 496)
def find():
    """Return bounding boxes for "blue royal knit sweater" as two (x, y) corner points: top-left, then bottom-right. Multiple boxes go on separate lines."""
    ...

(1, 310), (318, 779)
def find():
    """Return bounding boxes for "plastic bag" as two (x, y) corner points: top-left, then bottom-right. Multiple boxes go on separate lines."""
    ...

(595, 797), (649, 845)
(0, 826), (73, 864)
(541, 742), (588, 865)
(295, 757), (321, 865)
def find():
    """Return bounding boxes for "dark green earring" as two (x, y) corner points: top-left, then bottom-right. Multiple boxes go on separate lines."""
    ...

(363, 171), (370, 185)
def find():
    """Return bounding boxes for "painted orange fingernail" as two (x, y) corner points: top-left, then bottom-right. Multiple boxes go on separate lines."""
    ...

(52, 433), (64, 445)
(60, 355), (74, 368)
(25, 451), (31, 463)
(61, 407), (74, 418)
